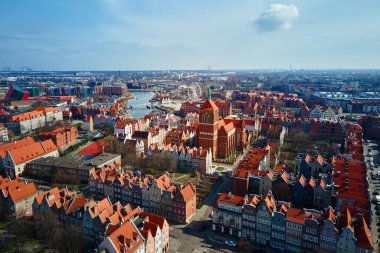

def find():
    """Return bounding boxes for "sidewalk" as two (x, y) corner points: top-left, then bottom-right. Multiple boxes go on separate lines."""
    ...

(206, 229), (276, 253)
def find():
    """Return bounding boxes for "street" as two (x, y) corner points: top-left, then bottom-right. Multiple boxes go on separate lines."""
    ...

(364, 140), (380, 252)
(169, 174), (234, 253)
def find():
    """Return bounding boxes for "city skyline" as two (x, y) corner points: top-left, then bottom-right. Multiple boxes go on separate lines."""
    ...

(1, 0), (380, 70)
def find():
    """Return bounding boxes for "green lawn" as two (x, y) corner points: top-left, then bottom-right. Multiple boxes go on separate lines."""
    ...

(215, 167), (225, 172)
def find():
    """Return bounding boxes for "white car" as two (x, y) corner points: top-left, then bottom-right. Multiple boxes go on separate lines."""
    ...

(225, 240), (237, 247)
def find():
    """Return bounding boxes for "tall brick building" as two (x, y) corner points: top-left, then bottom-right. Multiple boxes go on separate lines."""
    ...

(199, 88), (248, 160)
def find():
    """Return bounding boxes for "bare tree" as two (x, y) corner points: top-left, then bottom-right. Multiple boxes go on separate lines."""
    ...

(33, 209), (62, 252)
(56, 223), (87, 253)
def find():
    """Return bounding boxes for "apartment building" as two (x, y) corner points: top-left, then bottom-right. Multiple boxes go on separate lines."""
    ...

(7, 107), (63, 133)
(39, 125), (78, 149)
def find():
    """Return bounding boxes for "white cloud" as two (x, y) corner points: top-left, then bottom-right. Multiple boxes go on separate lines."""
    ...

(252, 4), (299, 33)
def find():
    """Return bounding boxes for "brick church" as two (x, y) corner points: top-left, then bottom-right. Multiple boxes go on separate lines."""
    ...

(199, 88), (249, 160)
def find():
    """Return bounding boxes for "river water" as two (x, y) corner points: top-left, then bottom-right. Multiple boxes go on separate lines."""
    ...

(128, 91), (156, 119)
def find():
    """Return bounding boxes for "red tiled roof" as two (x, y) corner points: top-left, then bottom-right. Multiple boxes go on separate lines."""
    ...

(232, 169), (249, 178)
(200, 99), (218, 111)
(340, 208), (354, 232)
(66, 194), (87, 215)
(0, 137), (36, 159)
(181, 183), (196, 202)
(324, 206), (336, 223)
(356, 217), (373, 249)
(106, 221), (143, 253)
(218, 193), (245, 206)
(8, 140), (58, 165)
(264, 192), (276, 212)
(9, 182), (38, 203)
(143, 221), (159, 237)
(34, 187), (60, 205)
(286, 208), (305, 224)
(9, 110), (44, 122)
(139, 212), (167, 230)
(298, 175), (306, 186)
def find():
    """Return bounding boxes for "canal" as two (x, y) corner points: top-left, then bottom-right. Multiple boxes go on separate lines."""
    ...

(128, 91), (156, 119)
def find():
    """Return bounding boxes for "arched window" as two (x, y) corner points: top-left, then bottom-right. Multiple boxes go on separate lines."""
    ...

(206, 115), (211, 123)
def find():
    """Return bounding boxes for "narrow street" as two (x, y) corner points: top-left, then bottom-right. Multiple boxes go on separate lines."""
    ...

(364, 140), (380, 252)
(169, 175), (231, 253)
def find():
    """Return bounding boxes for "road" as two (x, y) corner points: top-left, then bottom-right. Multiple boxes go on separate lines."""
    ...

(168, 149), (251, 253)
(169, 175), (232, 253)
(363, 140), (380, 252)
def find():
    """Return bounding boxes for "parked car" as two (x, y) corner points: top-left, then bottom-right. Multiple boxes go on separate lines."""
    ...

(225, 240), (237, 247)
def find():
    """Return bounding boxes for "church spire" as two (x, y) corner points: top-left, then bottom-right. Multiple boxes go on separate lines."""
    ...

(207, 86), (211, 100)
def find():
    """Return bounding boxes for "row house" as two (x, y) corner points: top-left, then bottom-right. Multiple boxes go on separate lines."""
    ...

(149, 126), (167, 146)
(114, 120), (134, 141)
(164, 114), (181, 128)
(336, 208), (373, 253)
(0, 176), (38, 218)
(255, 193), (276, 246)
(99, 220), (145, 253)
(32, 187), (74, 218)
(212, 192), (372, 253)
(259, 170), (293, 201)
(0, 123), (9, 142)
(132, 131), (153, 153)
(100, 211), (170, 253)
(271, 203), (288, 251)
(165, 128), (190, 147)
(88, 168), (197, 224)
(33, 187), (170, 252)
(39, 125), (78, 150)
(295, 153), (334, 180)
(147, 143), (212, 174)
(292, 175), (333, 210)
(114, 118), (150, 139)
(212, 193), (245, 237)
(310, 119), (346, 143)
(309, 105), (337, 120)
(124, 139), (145, 157)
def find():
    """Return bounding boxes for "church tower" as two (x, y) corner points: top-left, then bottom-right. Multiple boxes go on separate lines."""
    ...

(199, 87), (219, 159)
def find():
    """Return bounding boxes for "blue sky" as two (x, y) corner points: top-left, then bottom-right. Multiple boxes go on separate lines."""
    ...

(0, 0), (379, 70)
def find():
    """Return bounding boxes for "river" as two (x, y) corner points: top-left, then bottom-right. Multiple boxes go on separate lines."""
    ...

(128, 91), (156, 119)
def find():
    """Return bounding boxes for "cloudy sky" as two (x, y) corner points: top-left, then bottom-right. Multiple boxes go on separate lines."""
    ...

(1, 0), (379, 70)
